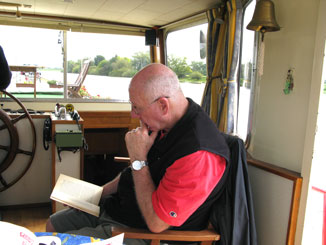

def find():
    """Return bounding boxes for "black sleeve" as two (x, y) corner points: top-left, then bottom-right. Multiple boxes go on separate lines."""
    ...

(0, 45), (12, 90)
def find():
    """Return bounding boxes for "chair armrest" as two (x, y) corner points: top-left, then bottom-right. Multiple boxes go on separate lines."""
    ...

(111, 226), (220, 243)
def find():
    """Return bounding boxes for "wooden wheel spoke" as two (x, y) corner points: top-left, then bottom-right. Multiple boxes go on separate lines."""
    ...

(11, 113), (27, 124)
(18, 148), (33, 156)
(0, 123), (9, 131)
(0, 174), (8, 187)
(0, 144), (10, 152)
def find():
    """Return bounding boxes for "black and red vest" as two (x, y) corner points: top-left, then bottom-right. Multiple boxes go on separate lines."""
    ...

(104, 98), (230, 230)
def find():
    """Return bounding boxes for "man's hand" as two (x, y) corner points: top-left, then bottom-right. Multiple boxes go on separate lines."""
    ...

(125, 123), (158, 163)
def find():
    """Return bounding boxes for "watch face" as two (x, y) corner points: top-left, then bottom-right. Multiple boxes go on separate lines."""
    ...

(132, 161), (142, 170)
(132, 160), (147, 170)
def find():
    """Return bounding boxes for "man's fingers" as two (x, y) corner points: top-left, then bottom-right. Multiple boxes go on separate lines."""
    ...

(140, 125), (148, 134)
(149, 130), (158, 140)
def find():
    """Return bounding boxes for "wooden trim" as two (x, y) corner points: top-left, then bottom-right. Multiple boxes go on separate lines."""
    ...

(79, 111), (139, 130)
(150, 46), (158, 63)
(287, 178), (302, 245)
(246, 154), (303, 245)
(16, 83), (34, 88)
(246, 154), (301, 181)
(9, 66), (38, 72)
(114, 156), (130, 163)
(111, 227), (220, 242)
(157, 29), (166, 65)
(49, 84), (63, 88)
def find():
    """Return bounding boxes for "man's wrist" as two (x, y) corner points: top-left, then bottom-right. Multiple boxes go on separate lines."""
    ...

(131, 160), (148, 171)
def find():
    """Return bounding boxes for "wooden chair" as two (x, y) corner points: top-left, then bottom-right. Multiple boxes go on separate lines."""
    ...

(112, 157), (221, 245)
(111, 226), (220, 245)
(68, 60), (90, 98)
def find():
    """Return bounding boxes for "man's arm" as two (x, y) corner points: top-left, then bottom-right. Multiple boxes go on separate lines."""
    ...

(125, 125), (170, 233)
(132, 167), (170, 233)
(101, 173), (121, 199)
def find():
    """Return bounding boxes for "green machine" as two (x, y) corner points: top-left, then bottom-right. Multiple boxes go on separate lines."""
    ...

(55, 130), (83, 148)
(54, 129), (85, 162)
(53, 107), (88, 161)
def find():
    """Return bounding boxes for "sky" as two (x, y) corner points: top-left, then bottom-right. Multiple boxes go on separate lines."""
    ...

(0, 25), (147, 68)
(0, 25), (63, 67)
(166, 23), (207, 63)
(0, 23), (207, 69)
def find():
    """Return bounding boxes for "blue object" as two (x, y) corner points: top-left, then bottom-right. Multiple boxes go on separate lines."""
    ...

(35, 232), (102, 244)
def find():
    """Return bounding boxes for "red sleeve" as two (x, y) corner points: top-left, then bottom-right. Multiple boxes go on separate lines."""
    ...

(152, 150), (226, 226)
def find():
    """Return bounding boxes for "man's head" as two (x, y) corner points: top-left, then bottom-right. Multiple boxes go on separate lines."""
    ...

(129, 63), (188, 133)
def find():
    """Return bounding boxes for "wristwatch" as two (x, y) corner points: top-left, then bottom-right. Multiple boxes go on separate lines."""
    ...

(131, 160), (148, 171)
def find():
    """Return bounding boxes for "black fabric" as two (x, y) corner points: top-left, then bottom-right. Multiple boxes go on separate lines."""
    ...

(0, 46), (12, 90)
(209, 134), (257, 245)
(104, 98), (230, 230)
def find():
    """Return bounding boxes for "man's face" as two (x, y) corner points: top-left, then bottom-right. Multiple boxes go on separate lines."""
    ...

(129, 89), (163, 133)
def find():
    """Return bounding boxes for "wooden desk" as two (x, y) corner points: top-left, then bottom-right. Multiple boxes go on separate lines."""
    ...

(9, 65), (38, 98)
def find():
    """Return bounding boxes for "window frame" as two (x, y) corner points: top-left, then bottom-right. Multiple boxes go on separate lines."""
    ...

(162, 4), (258, 146)
(0, 23), (149, 104)
(237, 0), (258, 147)
(162, 13), (208, 65)
(162, 15), (208, 105)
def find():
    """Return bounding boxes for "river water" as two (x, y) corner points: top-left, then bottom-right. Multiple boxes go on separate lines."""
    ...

(8, 70), (206, 104)
(81, 73), (206, 104)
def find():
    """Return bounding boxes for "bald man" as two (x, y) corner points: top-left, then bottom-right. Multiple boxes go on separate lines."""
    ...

(46, 64), (229, 244)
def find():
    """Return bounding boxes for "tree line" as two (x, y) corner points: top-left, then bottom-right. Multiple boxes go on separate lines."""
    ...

(68, 52), (207, 82)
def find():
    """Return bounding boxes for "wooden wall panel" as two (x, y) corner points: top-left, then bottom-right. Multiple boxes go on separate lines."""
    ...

(79, 111), (139, 130)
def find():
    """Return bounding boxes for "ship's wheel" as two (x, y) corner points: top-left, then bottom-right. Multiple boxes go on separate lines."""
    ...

(0, 90), (36, 191)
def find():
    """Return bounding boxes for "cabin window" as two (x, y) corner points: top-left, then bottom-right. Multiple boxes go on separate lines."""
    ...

(165, 2), (256, 143)
(0, 24), (149, 101)
(66, 31), (149, 100)
(0, 25), (63, 99)
(166, 23), (207, 105)
(237, 0), (256, 142)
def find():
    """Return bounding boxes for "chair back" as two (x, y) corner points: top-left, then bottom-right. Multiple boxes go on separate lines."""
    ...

(69, 60), (90, 93)
(209, 133), (257, 245)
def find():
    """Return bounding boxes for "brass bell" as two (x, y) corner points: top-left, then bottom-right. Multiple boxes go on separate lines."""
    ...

(247, 0), (280, 33)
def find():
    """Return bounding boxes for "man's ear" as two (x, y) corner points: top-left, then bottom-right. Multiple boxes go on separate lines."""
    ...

(158, 97), (169, 115)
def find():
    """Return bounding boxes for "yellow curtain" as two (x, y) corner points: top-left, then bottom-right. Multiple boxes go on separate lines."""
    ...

(201, 6), (227, 130)
(201, 0), (244, 134)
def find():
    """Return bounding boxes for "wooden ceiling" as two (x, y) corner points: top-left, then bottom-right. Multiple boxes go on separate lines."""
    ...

(0, 0), (220, 27)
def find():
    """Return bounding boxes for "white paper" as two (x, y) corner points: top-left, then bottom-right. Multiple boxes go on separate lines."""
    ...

(0, 221), (61, 245)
